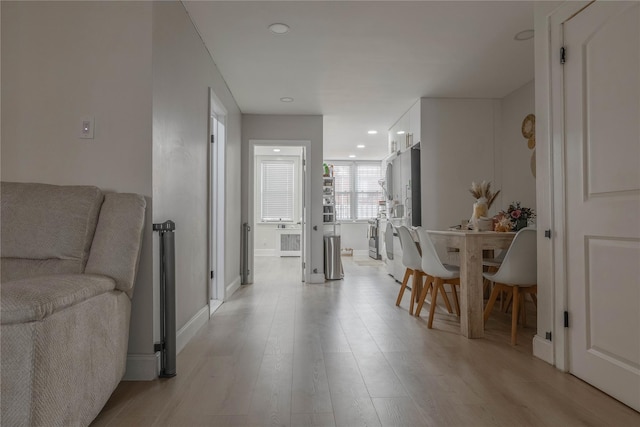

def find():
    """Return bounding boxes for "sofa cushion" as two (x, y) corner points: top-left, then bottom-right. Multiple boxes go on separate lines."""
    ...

(1, 182), (104, 279)
(85, 193), (146, 298)
(0, 274), (116, 324)
(0, 258), (83, 284)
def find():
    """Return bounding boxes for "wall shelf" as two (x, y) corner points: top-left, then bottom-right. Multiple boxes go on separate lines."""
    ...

(322, 176), (339, 231)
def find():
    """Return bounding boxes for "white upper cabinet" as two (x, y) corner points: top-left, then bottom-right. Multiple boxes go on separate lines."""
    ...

(388, 100), (421, 154)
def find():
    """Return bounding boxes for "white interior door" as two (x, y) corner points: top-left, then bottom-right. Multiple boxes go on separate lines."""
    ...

(564, 1), (640, 411)
(301, 147), (306, 282)
(209, 115), (219, 302)
(209, 87), (227, 312)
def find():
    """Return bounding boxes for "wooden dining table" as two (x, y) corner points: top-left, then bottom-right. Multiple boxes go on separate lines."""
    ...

(426, 229), (516, 338)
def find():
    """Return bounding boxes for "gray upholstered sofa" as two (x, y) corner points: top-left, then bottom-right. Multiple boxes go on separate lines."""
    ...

(0, 182), (146, 426)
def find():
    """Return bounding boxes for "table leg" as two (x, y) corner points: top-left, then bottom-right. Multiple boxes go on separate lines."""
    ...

(459, 236), (484, 338)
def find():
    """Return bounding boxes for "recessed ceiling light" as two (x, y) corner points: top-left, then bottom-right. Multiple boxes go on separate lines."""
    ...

(357, 144), (365, 148)
(367, 130), (378, 135)
(280, 97), (294, 102)
(397, 131), (405, 135)
(269, 23), (290, 35)
(273, 149), (281, 152)
(349, 154), (356, 158)
(514, 29), (534, 41)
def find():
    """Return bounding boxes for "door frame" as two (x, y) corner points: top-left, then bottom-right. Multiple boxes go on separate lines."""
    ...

(247, 139), (311, 284)
(208, 87), (227, 315)
(536, 1), (592, 370)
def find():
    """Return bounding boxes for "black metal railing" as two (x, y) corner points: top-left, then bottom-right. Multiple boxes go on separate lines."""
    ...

(153, 220), (176, 378)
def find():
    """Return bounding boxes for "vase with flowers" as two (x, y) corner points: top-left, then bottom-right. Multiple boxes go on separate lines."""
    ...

(468, 181), (500, 230)
(498, 202), (535, 231)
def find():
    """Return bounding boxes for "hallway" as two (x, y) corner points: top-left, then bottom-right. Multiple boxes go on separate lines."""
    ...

(93, 256), (640, 426)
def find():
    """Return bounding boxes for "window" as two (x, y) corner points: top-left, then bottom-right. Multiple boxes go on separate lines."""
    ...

(333, 164), (352, 220)
(261, 160), (295, 221)
(356, 163), (382, 219)
(328, 161), (383, 220)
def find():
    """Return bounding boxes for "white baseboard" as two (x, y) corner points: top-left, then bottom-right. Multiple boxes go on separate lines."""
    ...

(254, 249), (275, 256)
(124, 304), (212, 381)
(123, 353), (160, 381)
(226, 275), (241, 298)
(176, 305), (209, 354)
(309, 273), (325, 284)
(209, 299), (223, 316)
(533, 334), (554, 365)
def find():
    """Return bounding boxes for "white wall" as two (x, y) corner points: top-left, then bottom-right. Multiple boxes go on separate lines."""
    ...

(340, 222), (370, 253)
(497, 80), (536, 211)
(420, 98), (501, 229)
(1, 1), (243, 379)
(152, 1), (242, 332)
(242, 115), (324, 281)
(1, 0), (155, 358)
(254, 224), (277, 255)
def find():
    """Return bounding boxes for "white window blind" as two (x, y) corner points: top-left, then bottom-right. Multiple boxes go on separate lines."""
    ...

(327, 161), (382, 220)
(333, 164), (352, 220)
(356, 164), (382, 219)
(261, 161), (294, 221)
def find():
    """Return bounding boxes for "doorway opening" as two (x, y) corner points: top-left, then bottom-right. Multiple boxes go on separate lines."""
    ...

(209, 88), (226, 316)
(248, 140), (311, 284)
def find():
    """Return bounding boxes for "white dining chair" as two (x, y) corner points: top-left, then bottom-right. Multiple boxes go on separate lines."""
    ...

(395, 226), (426, 315)
(482, 227), (537, 345)
(414, 227), (460, 328)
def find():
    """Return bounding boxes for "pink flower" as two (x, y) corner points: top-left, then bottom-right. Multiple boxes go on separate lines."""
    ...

(511, 209), (522, 219)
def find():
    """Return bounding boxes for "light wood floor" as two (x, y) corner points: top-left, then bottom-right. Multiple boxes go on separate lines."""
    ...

(93, 256), (640, 426)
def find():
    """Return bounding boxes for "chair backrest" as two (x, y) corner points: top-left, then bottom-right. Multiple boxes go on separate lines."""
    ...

(490, 227), (537, 286)
(397, 226), (422, 271)
(415, 227), (458, 279)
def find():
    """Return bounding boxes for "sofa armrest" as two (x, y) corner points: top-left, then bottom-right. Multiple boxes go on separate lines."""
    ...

(85, 193), (146, 298)
(1, 274), (116, 324)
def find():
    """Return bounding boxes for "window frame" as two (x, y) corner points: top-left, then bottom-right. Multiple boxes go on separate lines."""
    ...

(326, 160), (383, 221)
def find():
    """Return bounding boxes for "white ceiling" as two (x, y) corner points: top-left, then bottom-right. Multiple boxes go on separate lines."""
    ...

(184, 1), (535, 161)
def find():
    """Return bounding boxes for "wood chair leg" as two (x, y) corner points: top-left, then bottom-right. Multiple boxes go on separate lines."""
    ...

(439, 284), (454, 314)
(520, 293), (526, 327)
(450, 283), (460, 316)
(503, 292), (513, 313)
(522, 285), (537, 327)
(395, 268), (412, 307)
(415, 272), (423, 303)
(483, 283), (502, 323)
(483, 266), (498, 298)
(409, 270), (422, 316)
(511, 286), (519, 345)
(409, 276), (416, 316)
(483, 278), (491, 294)
(415, 275), (433, 317)
(428, 280), (441, 329)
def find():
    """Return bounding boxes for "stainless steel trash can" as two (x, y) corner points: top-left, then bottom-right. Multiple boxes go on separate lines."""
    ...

(324, 235), (343, 280)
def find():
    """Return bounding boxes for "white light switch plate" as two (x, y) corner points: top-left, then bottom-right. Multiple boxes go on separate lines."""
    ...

(80, 116), (94, 139)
